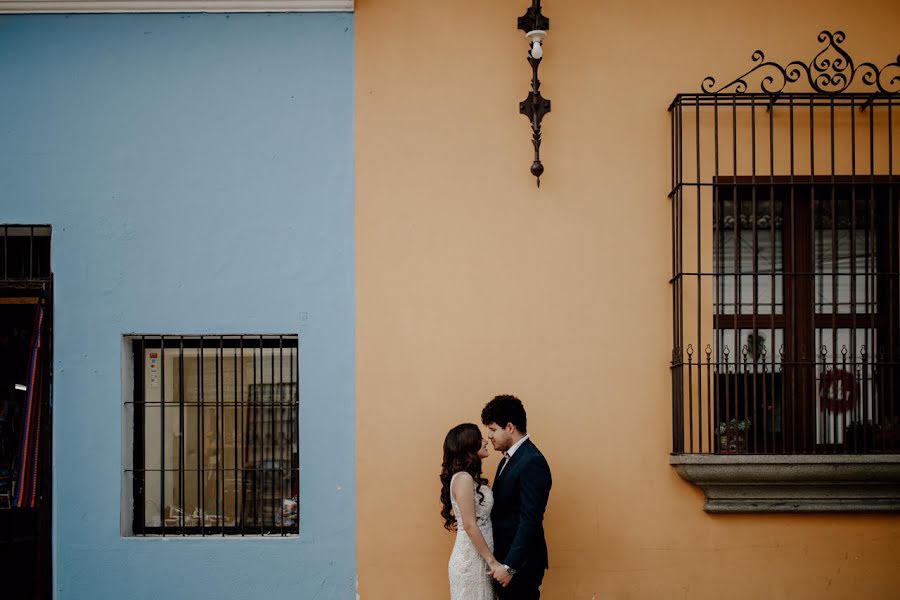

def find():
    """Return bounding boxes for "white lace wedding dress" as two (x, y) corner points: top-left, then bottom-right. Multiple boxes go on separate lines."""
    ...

(448, 472), (496, 600)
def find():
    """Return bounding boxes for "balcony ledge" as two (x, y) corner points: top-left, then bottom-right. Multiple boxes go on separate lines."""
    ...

(669, 454), (900, 513)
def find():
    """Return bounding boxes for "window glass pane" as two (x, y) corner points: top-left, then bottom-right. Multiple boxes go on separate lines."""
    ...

(814, 219), (876, 314)
(716, 197), (783, 315)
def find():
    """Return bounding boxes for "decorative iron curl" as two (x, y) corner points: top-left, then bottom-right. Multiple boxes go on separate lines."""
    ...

(701, 30), (899, 96)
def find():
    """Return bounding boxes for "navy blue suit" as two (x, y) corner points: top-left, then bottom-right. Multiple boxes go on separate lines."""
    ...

(491, 438), (552, 600)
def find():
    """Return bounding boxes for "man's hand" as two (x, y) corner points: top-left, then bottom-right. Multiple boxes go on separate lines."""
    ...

(489, 563), (512, 587)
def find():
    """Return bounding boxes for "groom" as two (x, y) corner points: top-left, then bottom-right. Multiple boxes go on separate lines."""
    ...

(482, 395), (552, 600)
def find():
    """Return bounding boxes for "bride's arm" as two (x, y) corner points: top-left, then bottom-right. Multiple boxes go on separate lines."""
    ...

(451, 473), (501, 572)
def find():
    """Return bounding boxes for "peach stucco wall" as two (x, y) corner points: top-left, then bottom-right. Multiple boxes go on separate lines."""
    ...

(356, 1), (900, 598)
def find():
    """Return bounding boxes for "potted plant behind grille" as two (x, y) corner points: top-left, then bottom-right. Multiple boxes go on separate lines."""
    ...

(717, 419), (751, 453)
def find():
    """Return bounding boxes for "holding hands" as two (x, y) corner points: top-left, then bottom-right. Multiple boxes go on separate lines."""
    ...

(487, 561), (512, 587)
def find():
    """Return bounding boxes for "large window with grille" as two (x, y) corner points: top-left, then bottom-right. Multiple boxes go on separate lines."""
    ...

(669, 31), (900, 456)
(126, 335), (299, 536)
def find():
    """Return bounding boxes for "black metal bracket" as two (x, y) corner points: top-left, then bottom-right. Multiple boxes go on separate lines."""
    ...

(517, 2), (549, 33)
(518, 0), (550, 187)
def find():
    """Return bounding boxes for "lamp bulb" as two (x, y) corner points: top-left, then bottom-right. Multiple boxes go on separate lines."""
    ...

(530, 41), (543, 59)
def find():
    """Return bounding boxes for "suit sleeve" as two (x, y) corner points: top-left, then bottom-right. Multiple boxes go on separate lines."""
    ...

(504, 455), (552, 571)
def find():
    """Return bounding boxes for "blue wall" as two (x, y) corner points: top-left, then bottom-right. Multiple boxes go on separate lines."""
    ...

(0, 13), (355, 599)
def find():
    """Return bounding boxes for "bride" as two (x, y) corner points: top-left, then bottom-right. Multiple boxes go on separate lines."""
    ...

(440, 423), (505, 600)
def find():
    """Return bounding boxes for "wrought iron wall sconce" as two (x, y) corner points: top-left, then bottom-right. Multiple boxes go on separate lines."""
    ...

(518, 0), (550, 187)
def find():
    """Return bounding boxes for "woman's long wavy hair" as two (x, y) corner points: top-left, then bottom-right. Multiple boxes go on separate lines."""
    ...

(440, 423), (489, 531)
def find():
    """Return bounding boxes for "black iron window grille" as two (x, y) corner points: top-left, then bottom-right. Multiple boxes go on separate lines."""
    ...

(670, 31), (900, 455)
(127, 335), (299, 536)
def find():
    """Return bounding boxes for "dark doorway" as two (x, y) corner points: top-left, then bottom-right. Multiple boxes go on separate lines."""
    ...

(0, 226), (52, 600)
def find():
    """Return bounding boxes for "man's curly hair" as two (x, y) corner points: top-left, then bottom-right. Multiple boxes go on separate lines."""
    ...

(481, 394), (527, 433)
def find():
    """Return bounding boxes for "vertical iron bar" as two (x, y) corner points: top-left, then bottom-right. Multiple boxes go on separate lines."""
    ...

(732, 97), (739, 433)
(761, 353), (769, 452)
(830, 97), (838, 452)
(790, 97), (798, 454)
(677, 102), (685, 453)
(687, 347), (694, 452)
(270, 339), (276, 530)
(279, 336), (285, 535)
(887, 98), (896, 446)
(240, 336), (246, 536)
(671, 98), (676, 352)
(257, 339), (263, 534)
(233, 341), (239, 534)
(742, 348), (749, 452)
(714, 96), (720, 452)
(841, 345), (849, 450)
(809, 98), (816, 453)
(672, 101), (682, 453)
(160, 337), (166, 536)
(724, 346), (732, 451)
(133, 338), (146, 536)
(250, 341), (256, 530)
(179, 337), (185, 535)
(671, 101), (677, 440)
(290, 342), (297, 527)
(850, 99), (859, 454)
(249, 340), (255, 531)
(199, 337), (205, 535)
(822, 344), (830, 447)
(671, 132), (679, 454)
(221, 339), (226, 533)
(768, 95), (776, 453)
(862, 347), (869, 451)
(869, 101), (878, 451)
(696, 100), (702, 453)
(216, 338), (221, 535)
(751, 96), (759, 453)
(706, 347), (712, 453)
(779, 344), (786, 453)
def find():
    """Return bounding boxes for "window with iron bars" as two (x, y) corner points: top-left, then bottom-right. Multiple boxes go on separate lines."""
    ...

(126, 335), (299, 536)
(670, 33), (900, 456)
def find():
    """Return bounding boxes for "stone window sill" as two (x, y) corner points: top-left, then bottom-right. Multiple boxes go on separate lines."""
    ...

(669, 454), (900, 513)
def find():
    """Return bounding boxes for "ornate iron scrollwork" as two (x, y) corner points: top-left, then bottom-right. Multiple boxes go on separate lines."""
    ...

(518, 0), (550, 187)
(701, 30), (900, 96)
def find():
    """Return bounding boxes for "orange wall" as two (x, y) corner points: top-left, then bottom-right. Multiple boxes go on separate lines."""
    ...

(356, 1), (900, 598)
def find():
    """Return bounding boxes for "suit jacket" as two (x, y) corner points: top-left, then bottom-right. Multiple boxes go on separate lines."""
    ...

(491, 438), (552, 573)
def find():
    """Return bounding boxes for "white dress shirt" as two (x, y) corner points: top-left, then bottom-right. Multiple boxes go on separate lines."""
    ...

(498, 434), (530, 477)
